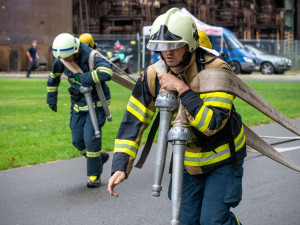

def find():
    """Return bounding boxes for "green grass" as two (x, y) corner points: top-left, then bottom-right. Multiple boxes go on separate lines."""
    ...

(0, 79), (299, 170)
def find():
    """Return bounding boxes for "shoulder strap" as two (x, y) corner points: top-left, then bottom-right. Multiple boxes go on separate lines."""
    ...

(88, 49), (99, 71)
(134, 60), (168, 168)
(60, 58), (83, 74)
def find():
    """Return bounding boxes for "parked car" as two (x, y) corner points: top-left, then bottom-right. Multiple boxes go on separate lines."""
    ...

(245, 45), (292, 74)
(209, 28), (258, 74)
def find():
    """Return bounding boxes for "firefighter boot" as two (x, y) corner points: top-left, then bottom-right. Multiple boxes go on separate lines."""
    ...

(87, 176), (101, 188)
(86, 153), (109, 188)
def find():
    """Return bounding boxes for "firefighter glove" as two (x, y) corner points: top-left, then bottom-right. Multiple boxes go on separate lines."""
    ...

(49, 104), (57, 112)
(75, 73), (81, 83)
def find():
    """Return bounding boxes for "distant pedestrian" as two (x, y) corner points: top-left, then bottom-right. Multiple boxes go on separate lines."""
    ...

(26, 40), (39, 78)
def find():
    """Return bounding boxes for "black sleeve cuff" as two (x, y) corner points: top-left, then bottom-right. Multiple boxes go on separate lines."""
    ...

(179, 89), (193, 99)
(111, 152), (129, 176)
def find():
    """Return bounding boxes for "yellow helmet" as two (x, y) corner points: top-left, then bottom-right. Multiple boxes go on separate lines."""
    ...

(79, 33), (95, 49)
(197, 29), (219, 56)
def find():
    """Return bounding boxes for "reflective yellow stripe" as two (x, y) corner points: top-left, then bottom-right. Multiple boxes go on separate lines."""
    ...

(127, 96), (155, 124)
(96, 67), (113, 76)
(80, 149), (86, 155)
(235, 216), (241, 225)
(68, 78), (81, 85)
(50, 72), (61, 78)
(190, 92), (233, 130)
(92, 70), (100, 83)
(201, 92), (233, 110)
(114, 139), (139, 158)
(96, 99), (111, 107)
(86, 150), (101, 157)
(73, 100), (111, 112)
(204, 98), (232, 109)
(200, 92), (233, 101)
(190, 105), (213, 132)
(47, 86), (58, 92)
(184, 126), (245, 166)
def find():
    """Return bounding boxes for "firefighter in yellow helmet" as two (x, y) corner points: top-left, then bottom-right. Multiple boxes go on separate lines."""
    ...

(108, 8), (245, 225)
(79, 33), (97, 49)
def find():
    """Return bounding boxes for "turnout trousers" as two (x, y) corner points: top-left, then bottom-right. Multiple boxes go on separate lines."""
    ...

(168, 160), (244, 225)
(26, 60), (39, 77)
(70, 107), (106, 177)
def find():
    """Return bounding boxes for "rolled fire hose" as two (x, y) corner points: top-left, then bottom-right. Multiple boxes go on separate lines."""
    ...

(167, 101), (192, 225)
(189, 68), (300, 172)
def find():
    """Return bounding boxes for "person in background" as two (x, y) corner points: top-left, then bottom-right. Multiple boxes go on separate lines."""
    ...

(108, 8), (246, 225)
(47, 33), (112, 188)
(26, 40), (39, 78)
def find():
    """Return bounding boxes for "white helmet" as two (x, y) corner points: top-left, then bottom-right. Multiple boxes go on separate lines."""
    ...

(52, 33), (80, 59)
(147, 8), (199, 53)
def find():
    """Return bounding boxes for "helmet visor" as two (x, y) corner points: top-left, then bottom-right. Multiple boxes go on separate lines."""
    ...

(147, 41), (186, 52)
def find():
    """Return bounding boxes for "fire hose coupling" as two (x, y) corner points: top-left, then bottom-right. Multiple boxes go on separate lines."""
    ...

(155, 90), (178, 111)
(170, 220), (180, 225)
(167, 126), (192, 142)
(79, 86), (93, 94)
(152, 184), (162, 197)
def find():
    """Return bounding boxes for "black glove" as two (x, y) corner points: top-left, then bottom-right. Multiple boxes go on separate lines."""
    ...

(49, 104), (57, 112)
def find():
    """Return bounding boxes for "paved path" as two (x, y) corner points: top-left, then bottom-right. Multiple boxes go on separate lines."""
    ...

(1, 120), (300, 225)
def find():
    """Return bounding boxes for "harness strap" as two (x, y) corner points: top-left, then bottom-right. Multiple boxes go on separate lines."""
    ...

(226, 108), (238, 170)
(135, 113), (160, 168)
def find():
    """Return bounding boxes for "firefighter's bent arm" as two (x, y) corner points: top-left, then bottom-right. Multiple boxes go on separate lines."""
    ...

(47, 59), (64, 108)
(111, 72), (156, 178)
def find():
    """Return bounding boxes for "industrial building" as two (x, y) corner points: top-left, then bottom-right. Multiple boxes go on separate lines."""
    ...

(0, 0), (299, 71)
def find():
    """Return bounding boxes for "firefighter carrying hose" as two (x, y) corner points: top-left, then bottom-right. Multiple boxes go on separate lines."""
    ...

(47, 33), (112, 188)
(108, 8), (246, 225)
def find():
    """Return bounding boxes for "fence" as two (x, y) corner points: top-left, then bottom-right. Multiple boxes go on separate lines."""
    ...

(92, 34), (300, 73)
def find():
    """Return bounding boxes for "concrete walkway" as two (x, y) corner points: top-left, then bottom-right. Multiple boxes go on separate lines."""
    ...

(0, 120), (300, 225)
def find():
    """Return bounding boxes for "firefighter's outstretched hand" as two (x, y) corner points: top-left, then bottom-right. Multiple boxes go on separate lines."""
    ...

(108, 171), (126, 197)
(49, 104), (57, 112)
(158, 73), (189, 95)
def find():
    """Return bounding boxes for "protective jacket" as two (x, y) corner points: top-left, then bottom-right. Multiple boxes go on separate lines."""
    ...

(112, 48), (247, 176)
(47, 43), (113, 112)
